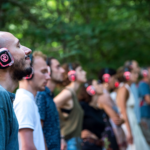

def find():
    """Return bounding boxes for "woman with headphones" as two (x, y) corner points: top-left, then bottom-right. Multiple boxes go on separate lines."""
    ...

(116, 66), (149, 150)
(98, 68), (127, 150)
(54, 63), (86, 150)
(78, 79), (111, 150)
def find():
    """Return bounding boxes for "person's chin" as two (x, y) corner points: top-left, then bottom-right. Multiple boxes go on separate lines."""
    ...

(38, 87), (45, 91)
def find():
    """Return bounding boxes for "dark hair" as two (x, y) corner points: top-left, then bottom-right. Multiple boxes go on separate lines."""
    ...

(116, 66), (132, 82)
(46, 57), (55, 67)
(98, 68), (116, 83)
(61, 62), (80, 86)
(78, 79), (93, 103)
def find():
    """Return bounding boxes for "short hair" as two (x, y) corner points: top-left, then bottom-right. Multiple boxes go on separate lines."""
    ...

(78, 79), (93, 103)
(32, 51), (47, 61)
(46, 57), (55, 67)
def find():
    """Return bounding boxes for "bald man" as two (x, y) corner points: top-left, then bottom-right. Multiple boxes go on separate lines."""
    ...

(0, 32), (32, 150)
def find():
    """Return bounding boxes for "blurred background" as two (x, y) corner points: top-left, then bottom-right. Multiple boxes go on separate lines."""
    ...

(0, 0), (150, 78)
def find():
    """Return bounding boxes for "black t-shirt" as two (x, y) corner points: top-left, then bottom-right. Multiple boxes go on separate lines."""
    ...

(80, 101), (106, 138)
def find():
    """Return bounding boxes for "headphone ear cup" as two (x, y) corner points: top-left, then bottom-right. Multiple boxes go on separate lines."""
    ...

(86, 85), (96, 96)
(142, 70), (148, 77)
(23, 68), (34, 80)
(114, 81), (120, 88)
(123, 71), (131, 81)
(68, 70), (76, 81)
(102, 74), (110, 83)
(0, 48), (14, 68)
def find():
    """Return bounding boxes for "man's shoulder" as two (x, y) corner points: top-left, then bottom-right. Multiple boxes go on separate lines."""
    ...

(0, 86), (11, 100)
(0, 85), (9, 96)
(14, 91), (34, 107)
(139, 81), (149, 87)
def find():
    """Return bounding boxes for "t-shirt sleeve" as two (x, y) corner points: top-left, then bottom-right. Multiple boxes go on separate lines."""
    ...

(0, 109), (6, 150)
(14, 97), (35, 130)
(139, 82), (150, 97)
(36, 93), (46, 121)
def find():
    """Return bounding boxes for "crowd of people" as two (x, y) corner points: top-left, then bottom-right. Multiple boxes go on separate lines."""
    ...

(0, 31), (150, 150)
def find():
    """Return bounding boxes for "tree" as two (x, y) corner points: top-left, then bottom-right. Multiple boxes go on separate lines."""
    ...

(1, 0), (150, 78)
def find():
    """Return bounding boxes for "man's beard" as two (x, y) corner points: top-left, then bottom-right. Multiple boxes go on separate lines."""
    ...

(10, 58), (32, 81)
(51, 71), (63, 84)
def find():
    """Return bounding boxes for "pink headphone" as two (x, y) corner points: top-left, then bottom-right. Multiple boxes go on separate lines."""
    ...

(68, 63), (76, 81)
(141, 69), (148, 77)
(0, 48), (14, 69)
(85, 83), (96, 96)
(123, 68), (131, 81)
(102, 69), (110, 83)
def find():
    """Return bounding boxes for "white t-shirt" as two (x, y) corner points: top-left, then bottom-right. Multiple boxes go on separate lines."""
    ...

(13, 89), (45, 150)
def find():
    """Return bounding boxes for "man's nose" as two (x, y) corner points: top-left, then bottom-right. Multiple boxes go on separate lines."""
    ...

(22, 46), (32, 55)
(46, 73), (51, 80)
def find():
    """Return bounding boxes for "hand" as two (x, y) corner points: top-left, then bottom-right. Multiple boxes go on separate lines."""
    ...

(61, 138), (67, 150)
(127, 133), (133, 144)
(112, 117), (123, 126)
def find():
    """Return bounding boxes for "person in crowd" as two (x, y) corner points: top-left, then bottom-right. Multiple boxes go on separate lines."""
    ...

(0, 31), (32, 150)
(14, 51), (50, 150)
(138, 67), (150, 145)
(78, 79), (107, 150)
(54, 63), (86, 150)
(36, 57), (67, 150)
(116, 65), (149, 150)
(98, 68), (126, 150)
(124, 60), (141, 124)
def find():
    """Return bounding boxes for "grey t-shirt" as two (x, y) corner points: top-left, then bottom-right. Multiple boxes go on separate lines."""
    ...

(0, 85), (19, 150)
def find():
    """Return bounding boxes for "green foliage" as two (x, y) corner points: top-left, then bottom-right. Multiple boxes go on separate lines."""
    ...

(1, 0), (150, 78)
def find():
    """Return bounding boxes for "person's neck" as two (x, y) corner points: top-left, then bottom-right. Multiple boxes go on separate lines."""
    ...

(103, 83), (109, 91)
(0, 70), (18, 93)
(126, 81), (132, 86)
(47, 79), (56, 92)
(19, 80), (37, 97)
(89, 95), (98, 109)
(143, 77), (149, 83)
(67, 81), (80, 93)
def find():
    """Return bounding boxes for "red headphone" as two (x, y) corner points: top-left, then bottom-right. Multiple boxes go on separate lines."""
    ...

(0, 48), (14, 69)
(114, 81), (120, 88)
(23, 67), (34, 80)
(68, 63), (76, 81)
(102, 69), (110, 83)
(141, 69), (148, 77)
(85, 83), (96, 96)
(123, 68), (131, 81)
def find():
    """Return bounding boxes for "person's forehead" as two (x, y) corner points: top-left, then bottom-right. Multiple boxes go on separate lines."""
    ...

(51, 59), (60, 66)
(132, 61), (138, 68)
(1, 33), (18, 48)
(34, 57), (47, 69)
(76, 66), (81, 70)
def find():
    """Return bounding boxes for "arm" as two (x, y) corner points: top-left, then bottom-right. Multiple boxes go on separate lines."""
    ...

(19, 128), (37, 150)
(61, 137), (67, 150)
(54, 89), (72, 108)
(144, 95), (150, 105)
(41, 120), (48, 150)
(116, 87), (133, 144)
(139, 82), (150, 105)
(102, 103), (124, 126)
(0, 109), (6, 150)
(98, 94), (124, 126)
(36, 94), (48, 150)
